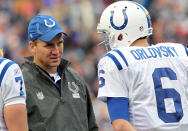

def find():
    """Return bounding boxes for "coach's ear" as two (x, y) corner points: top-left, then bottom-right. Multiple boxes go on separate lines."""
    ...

(29, 41), (36, 55)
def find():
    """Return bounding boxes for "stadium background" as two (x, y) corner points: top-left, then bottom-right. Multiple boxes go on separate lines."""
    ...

(0, 0), (188, 130)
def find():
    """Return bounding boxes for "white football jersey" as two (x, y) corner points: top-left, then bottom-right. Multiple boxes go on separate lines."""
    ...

(98, 43), (188, 131)
(0, 58), (26, 131)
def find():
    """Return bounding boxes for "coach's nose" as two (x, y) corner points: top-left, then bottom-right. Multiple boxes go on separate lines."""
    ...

(51, 44), (59, 55)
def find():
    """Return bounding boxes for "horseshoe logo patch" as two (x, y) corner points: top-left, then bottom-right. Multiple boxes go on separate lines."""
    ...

(110, 9), (128, 30)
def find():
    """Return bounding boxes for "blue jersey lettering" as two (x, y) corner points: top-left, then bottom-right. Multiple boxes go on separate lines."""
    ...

(130, 46), (178, 60)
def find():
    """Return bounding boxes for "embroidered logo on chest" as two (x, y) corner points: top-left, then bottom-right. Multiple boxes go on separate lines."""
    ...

(36, 91), (45, 100)
(68, 82), (80, 98)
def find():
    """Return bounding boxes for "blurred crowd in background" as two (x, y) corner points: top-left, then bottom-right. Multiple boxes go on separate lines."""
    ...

(1, 0), (188, 130)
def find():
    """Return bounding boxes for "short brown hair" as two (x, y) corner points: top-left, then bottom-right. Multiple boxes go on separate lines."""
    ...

(0, 49), (3, 58)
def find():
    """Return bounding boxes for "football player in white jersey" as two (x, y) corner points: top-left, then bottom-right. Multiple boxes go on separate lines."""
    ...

(0, 49), (28, 131)
(97, 1), (188, 131)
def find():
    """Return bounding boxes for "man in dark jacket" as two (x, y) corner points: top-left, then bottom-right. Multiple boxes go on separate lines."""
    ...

(21, 15), (98, 131)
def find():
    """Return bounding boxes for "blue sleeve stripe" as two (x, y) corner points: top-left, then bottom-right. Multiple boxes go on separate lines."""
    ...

(113, 49), (128, 67)
(104, 53), (123, 70)
(0, 61), (15, 87)
(99, 69), (105, 74)
(184, 46), (188, 56)
(107, 97), (129, 122)
(0, 58), (6, 64)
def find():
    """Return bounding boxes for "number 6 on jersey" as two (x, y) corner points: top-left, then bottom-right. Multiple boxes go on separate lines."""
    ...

(152, 67), (183, 123)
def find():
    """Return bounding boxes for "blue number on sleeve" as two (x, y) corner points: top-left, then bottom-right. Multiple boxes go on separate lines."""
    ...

(152, 68), (183, 123)
(15, 76), (24, 96)
(98, 70), (105, 88)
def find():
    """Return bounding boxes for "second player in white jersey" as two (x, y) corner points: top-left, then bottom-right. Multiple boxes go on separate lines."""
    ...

(0, 57), (28, 131)
(98, 43), (188, 131)
(97, 1), (188, 130)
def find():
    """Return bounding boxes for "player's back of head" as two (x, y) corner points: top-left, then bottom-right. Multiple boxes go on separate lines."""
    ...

(97, 1), (152, 50)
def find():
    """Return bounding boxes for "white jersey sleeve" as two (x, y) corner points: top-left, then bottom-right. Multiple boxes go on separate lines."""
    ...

(0, 58), (26, 107)
(97, 51), (129, 102)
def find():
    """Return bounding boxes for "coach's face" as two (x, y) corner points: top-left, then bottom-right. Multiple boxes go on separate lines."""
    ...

(29, 33), (64, 73)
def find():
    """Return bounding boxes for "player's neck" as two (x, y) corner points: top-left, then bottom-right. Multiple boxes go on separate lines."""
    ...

(131, 38), (149, 47)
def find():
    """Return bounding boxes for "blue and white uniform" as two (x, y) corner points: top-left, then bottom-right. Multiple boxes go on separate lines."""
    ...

(0, 58), (26, 131)
(98, 43), (188, 131)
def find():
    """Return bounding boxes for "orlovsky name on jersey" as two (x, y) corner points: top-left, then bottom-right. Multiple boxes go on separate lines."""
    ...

(130, 46), (178, 60)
